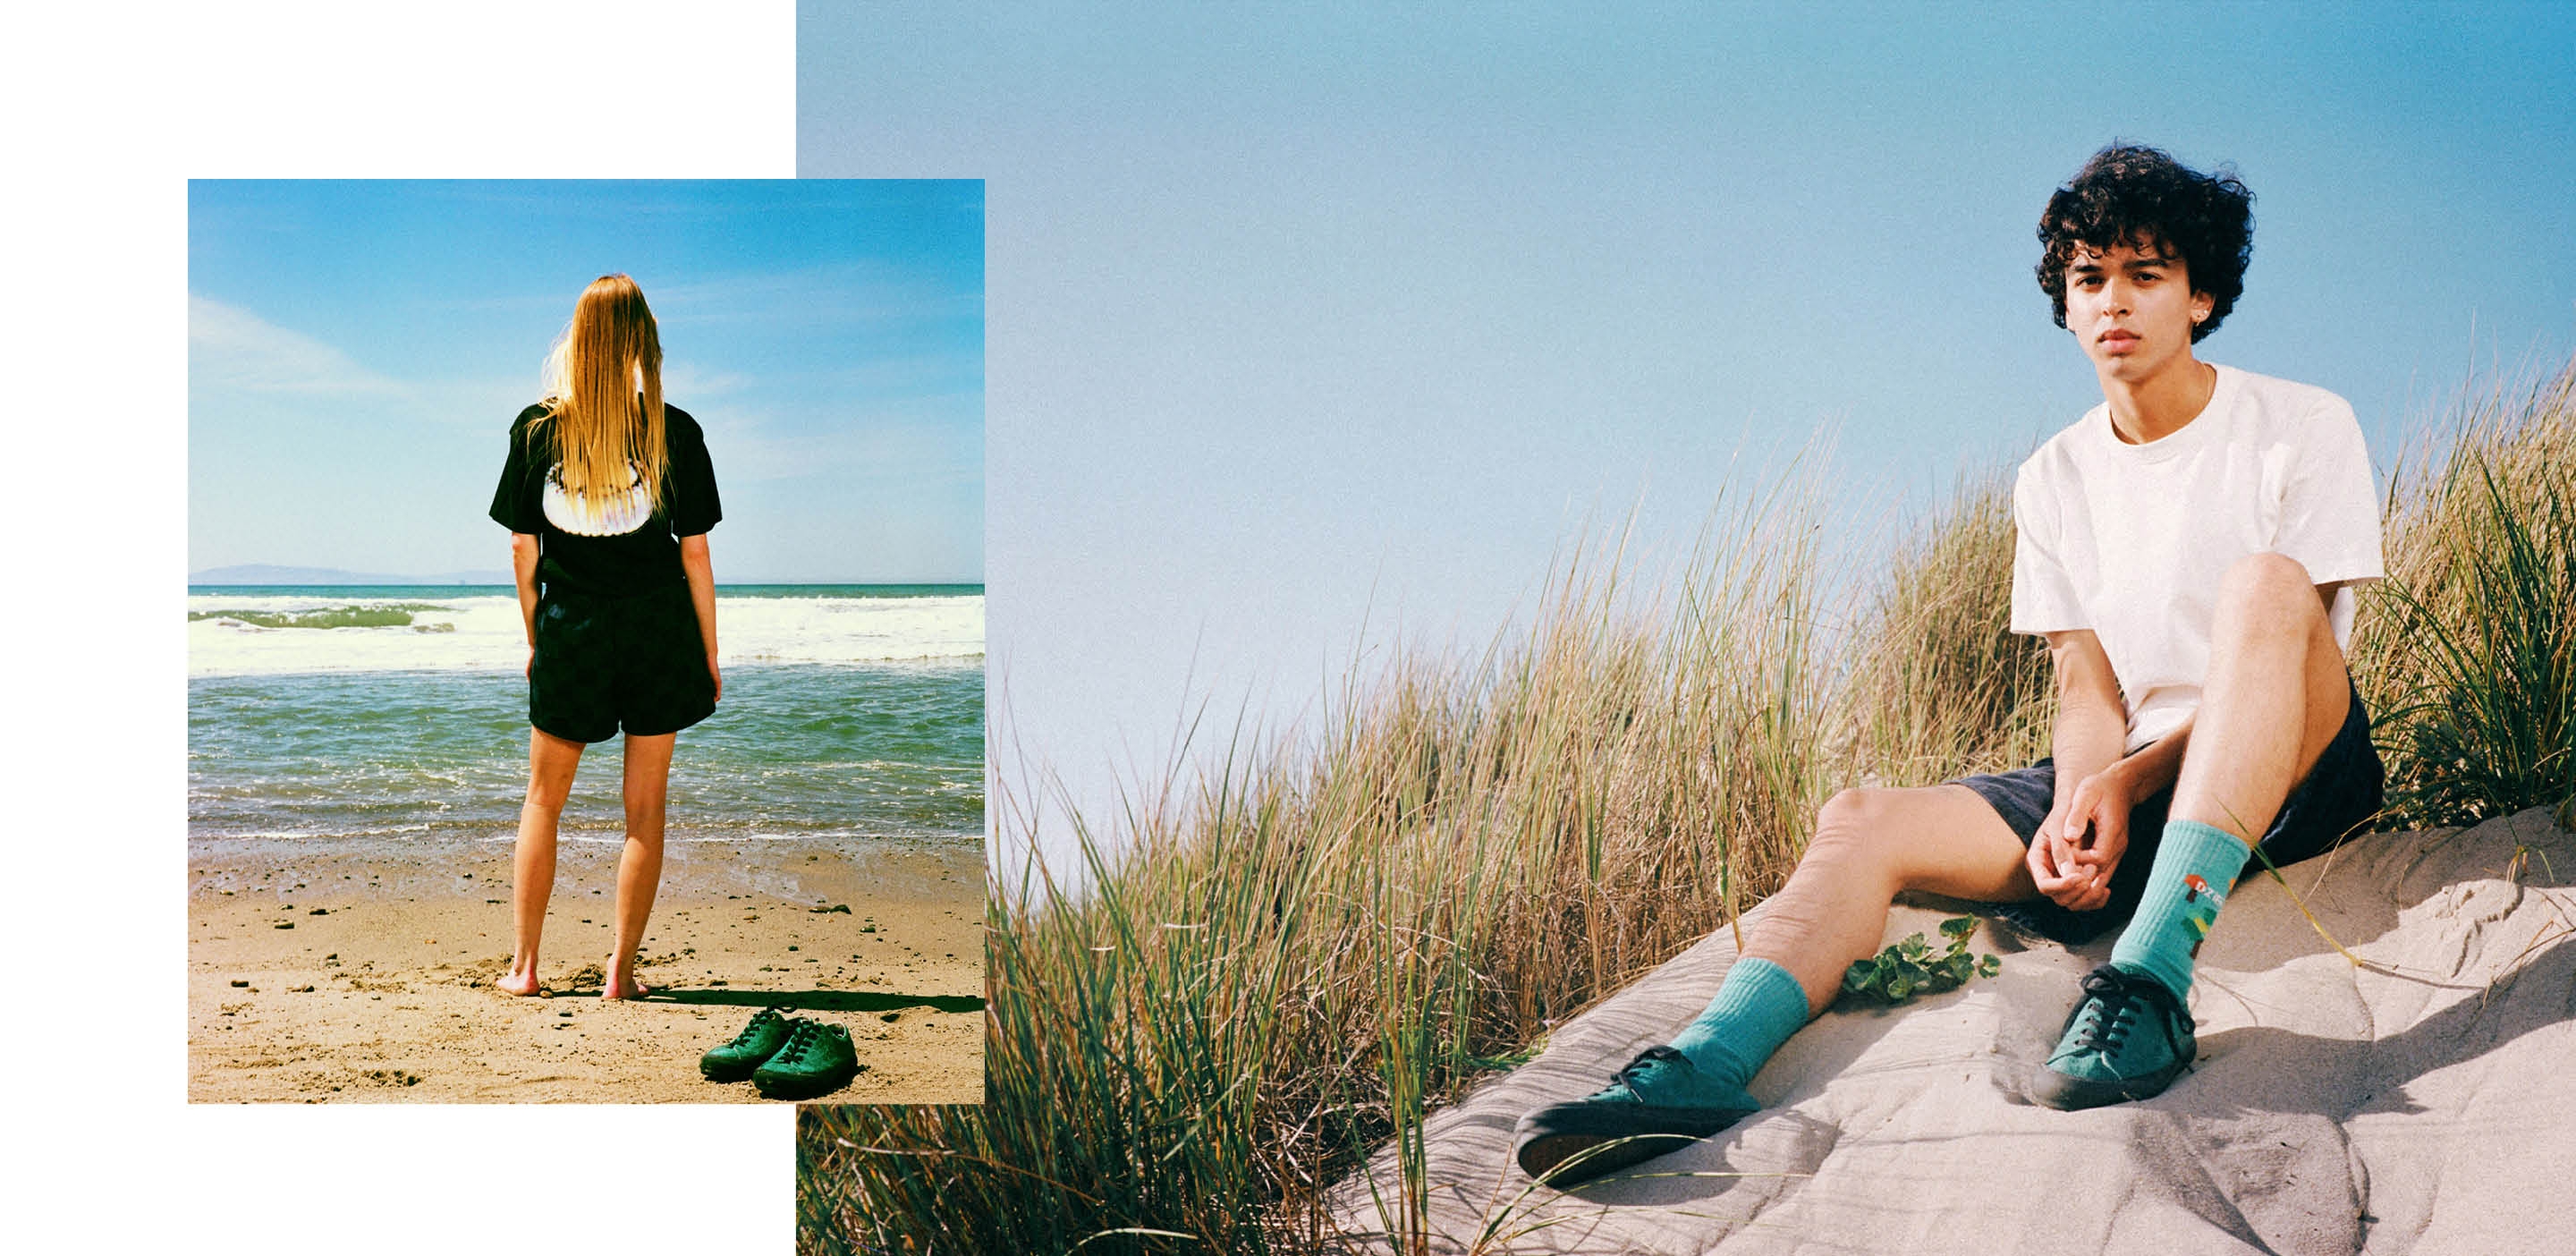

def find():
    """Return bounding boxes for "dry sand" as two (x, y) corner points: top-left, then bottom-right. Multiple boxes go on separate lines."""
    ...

(189, 836), (984, 1103)
(1331, 807), (2576, 1253)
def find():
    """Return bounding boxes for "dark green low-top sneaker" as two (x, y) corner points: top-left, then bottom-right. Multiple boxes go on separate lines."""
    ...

(700, 1007), (801, 1082)
(752, 1021), (861, 1100)
(2032, 963), (2196, 1110)
(1513, 1047), (1759, 1188)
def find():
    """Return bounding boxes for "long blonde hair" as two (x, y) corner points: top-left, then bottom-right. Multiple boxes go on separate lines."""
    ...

(535, 274), (666, 520)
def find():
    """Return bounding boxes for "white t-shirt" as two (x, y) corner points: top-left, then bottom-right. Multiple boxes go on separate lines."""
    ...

(2009, 363), (2384, 752)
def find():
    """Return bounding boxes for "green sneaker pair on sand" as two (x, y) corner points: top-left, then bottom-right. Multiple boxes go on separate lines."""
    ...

(699, 1007), (861, 1099)
(1513, 963), (2195, 1188)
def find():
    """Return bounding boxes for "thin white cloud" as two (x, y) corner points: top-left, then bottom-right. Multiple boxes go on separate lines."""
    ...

(698, 402), (980, 487)
(663, 358), (751, 399)
(189, 294), (409, 396)
(648, 261), (982, 330)
(426, 375), (549, 429)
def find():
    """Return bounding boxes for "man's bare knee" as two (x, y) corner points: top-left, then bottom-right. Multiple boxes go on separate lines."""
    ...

(1806, 784), (2029, 900)
(1803, 787), (1907, 873)
(2219, 552), (2319, 615)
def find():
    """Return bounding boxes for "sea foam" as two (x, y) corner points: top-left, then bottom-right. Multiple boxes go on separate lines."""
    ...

(187, 591), (983, 676)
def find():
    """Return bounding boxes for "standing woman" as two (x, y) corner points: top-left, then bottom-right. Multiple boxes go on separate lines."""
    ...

(488, 274), (723, 999)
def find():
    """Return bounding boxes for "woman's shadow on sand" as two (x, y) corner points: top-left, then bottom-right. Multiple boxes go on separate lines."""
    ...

(564, 987), (985, 1014)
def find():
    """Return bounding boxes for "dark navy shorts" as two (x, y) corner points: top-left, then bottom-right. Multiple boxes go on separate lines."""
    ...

(1954, 676), (2383, 945)
(529, 581), (717, 743)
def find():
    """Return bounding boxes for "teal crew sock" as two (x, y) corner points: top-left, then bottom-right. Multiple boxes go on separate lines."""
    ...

(1665, 956), (1811, 1100)
(2108, 819), (2250, 999)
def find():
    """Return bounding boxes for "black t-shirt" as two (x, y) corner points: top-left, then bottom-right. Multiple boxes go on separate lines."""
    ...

(487, 402), (721, 596)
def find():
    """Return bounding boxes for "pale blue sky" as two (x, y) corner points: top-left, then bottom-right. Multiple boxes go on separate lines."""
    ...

(801, 2), (2576, 853)
(189, 179), (983, 582)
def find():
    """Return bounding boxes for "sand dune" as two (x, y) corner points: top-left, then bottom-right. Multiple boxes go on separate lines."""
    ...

(1332, 808), (2576, 1253)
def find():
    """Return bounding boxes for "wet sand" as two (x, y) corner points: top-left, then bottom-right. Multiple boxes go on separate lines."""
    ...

(189, 837), (984, 1103)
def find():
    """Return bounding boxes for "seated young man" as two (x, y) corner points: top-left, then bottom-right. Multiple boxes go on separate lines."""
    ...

(1514, 144), (2387, 1188)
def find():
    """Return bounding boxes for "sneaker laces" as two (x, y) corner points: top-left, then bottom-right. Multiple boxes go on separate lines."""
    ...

(731, 1008), (788, 1049)
(2067, 966), (2185, 1055)
(1606, 1045), (1692, 1099)
(762, 1024), (844, 1065)
(770, 1019), (819, 1065)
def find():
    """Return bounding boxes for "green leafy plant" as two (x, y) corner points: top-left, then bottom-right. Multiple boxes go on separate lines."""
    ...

(1840, 916), (2000, 1004)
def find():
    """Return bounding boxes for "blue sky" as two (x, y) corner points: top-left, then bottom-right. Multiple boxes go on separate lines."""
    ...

(189, 179), (983, 582)
(801, 2), (2576, 853)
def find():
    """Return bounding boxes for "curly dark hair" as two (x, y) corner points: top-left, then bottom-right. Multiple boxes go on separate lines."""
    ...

(2037, 143), (2253, 344)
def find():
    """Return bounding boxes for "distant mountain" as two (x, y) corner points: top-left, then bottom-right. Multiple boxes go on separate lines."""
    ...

(189, 564), (514, 585)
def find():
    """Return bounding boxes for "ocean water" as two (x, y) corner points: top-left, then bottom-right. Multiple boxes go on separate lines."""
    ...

(188, 586), (984, 848)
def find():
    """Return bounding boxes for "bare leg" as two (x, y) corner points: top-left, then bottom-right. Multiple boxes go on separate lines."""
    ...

(2020, 556), (2360, 1107)
(499, 728), (586, 997)
(606, 731), (676, 999)
(1522, 763), (2079, 1184)
(1741, 784), (2038, 1014)
(2168, 553), (2351, 845)
(1731, 554), (2346, 1023)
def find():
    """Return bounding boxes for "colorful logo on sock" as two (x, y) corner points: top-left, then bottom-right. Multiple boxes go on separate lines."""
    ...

(2182, 874), (2226, 956)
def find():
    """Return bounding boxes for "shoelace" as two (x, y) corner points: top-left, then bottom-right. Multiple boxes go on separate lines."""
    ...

(1609, 1045), (1692, 1099)
(730, 1008), (787, 1048)
(771, 1020), (819, 1065)
(2068, 968), (2161, 1054)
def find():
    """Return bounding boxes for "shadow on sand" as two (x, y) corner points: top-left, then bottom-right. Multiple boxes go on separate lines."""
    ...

(559, 987), (987, 1014)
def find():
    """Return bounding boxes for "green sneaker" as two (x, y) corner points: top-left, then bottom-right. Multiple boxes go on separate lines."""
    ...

(1513, 1047), (1759, 1188)
(751, 1020), (861, 1099)
(700, 1007), (801, 1082)
(2032, 963), (2196, 1110)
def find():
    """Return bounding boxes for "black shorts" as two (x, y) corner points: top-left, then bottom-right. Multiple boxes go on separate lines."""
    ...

(1954, 675), (2383, 945)
(528, 581), (717, 743)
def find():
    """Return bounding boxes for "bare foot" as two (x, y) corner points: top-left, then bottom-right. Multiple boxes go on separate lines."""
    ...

(496, 968), (544, 997)
(602, 962), (651, 1000)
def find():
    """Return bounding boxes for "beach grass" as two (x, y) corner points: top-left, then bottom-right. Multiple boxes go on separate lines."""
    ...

(2352, 358), (2575, 830)
(799, 352), (2573, 1254)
